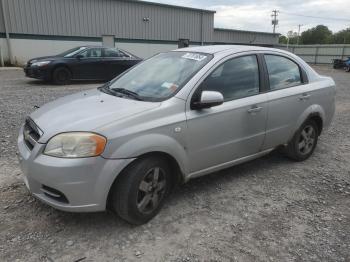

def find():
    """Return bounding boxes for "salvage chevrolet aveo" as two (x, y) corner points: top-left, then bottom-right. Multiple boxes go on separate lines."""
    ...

(18, 45), (335, 224)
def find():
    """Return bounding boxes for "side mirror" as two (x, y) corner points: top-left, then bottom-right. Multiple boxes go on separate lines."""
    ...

(192, 91), (224, 110)
(76, 54), (83, 60)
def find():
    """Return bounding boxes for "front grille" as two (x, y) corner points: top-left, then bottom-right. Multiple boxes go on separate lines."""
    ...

(41, 185), (69, 204)
(23, 118), (42, 150)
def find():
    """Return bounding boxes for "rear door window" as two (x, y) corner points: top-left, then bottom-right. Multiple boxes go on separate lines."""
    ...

(79, 48), (102, 58)
(103, 48), (128, 58)
(264, 55), (302, 90)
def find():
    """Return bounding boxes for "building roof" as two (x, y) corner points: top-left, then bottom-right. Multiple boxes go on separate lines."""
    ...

(174, 45), (276, 55)
(125, 0), (216, 13)
(214, 28), (279, 36)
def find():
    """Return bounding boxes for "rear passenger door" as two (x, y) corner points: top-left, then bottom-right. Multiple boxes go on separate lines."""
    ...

(102, 48), (134, 80)
(262, 54), (312, 149)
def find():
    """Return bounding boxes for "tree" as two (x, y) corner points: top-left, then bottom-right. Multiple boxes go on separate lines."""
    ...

(279, 31), (298, 44)
(279, 35), (288, 44)
(332, 28), (350, 44)
(301, 25), (332, 44)
(287, 31), (299, 44)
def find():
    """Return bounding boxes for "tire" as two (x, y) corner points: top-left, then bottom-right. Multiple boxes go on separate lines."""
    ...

(52, 67), (71, 85)
(345, 66), (350, 72)
(285, 119), (319, 161)
(111, 156), (173, 225)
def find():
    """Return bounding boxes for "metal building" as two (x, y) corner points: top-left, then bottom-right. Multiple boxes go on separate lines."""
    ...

(0, 0), (278, 65)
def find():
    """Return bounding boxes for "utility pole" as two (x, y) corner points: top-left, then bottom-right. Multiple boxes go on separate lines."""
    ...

(297, 24), (303, 45)
(271, 10), (279, 33)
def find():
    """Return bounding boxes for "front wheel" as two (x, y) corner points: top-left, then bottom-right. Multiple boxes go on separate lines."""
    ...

(111, 156), (172, 225)
(285, 119), (319, 161)
(52, 67), (71, 85)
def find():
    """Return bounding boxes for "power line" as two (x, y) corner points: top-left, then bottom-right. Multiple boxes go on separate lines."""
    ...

(280, 11), (350, 22)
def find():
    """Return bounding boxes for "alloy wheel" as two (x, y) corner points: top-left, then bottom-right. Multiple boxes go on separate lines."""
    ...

(136, 167), (167, 214)
(298, 125), (316, 155)
(57, 71), (68, 82)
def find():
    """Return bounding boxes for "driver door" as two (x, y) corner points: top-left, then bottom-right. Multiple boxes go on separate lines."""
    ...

(185, 54), (268, 173)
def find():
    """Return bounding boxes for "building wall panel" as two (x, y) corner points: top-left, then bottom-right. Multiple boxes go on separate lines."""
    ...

(1, 0), (215, 43)
(0, 0), (277, 46)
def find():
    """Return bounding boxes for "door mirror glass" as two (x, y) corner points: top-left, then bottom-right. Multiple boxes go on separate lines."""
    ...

(192, 91), (224, 109)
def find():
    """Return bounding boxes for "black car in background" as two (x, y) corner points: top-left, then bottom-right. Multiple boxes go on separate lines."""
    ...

(24, 46), (142, 84)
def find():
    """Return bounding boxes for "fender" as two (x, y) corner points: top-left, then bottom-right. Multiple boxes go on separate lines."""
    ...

(104, 133), (189, 175)
(292, 104), (326, 139)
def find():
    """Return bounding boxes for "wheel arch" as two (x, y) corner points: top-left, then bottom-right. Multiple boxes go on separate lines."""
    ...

(51, 63), (72, 78)
(103, 133), (188, 209)
(294, 104), (325, 137)
(106, 150), (185, 210)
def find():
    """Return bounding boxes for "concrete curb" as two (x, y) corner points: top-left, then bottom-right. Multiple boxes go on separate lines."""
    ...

(0, 67), (23, 71)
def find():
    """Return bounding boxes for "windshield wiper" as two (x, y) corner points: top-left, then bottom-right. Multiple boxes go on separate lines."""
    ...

(99, 83), (143, 101)
(98, 83), (122, 97)
(111, 88), (144, 101)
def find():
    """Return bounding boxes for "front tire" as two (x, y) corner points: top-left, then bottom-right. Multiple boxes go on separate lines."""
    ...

(285, 119), (319, 161)
(52, 67), (71, 85)
(111, 156), (172, 225)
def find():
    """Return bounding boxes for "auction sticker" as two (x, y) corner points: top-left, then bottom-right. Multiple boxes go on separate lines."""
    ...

(182, 53), (207, 61)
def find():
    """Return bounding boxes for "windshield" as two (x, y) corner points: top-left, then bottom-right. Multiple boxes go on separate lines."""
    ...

(58, 47), (87, 57)
(108, 51), (212, 101)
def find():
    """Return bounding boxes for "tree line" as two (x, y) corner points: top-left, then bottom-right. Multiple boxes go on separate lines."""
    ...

(279, 25), (350, 45)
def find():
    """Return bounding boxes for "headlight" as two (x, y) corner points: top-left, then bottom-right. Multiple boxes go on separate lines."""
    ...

(44, 132), (107, 158)
(31, 61), (51, 67)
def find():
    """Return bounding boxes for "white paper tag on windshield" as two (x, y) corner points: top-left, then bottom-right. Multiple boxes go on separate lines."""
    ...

(182, 53), (207, 61)
(161, 82), (178, 89)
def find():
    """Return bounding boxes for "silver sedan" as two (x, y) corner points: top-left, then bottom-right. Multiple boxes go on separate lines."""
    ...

(18, 45), (336, 224)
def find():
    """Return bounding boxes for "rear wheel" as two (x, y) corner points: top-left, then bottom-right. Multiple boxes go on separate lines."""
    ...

(111, 156), (172, 225)
(52, 67), (71, 85)
(285, 119), (319, 161)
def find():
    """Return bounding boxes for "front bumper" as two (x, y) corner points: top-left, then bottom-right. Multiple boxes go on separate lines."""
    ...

(17, 125), (135, 212)
(23, 66), (51, 80)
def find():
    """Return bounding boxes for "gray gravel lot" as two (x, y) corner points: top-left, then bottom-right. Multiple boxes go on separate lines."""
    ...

(0, 66), (349, 262)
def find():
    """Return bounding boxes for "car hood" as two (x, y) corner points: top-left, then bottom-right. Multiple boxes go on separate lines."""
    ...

(30, 89), (161, 143)
(28, 56), (58, 64)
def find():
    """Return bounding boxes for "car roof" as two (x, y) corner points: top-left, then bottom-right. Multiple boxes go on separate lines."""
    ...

(173, 45), (277, 55)
(79, 45), (105, 49)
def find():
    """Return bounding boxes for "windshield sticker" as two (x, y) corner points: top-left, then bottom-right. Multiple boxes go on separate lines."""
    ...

(161, 82), (178, 91)
(182, 53), (207, 61)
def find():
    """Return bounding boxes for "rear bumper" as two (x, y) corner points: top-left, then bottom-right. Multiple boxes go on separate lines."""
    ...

(17, 125), (135, 212)
(23, 66), (51, 80)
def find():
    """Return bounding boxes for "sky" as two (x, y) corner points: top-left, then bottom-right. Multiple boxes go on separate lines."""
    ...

(143, 0), (350, 35)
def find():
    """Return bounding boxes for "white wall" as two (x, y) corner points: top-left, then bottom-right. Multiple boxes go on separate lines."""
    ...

(9, 38), (102, 65)
(0, 38), (9, 63)
(116, 42), (179, 58)
(0, 38), (182, 65)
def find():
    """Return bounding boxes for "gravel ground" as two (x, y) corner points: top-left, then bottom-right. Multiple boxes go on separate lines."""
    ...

(0, 66), (349, 262)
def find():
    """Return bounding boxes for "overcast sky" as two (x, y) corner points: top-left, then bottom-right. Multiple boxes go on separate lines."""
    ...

(143, 0), (350, 35)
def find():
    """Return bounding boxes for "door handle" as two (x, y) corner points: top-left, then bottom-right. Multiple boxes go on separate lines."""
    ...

(247, 106), (263, 114)
(299, 93), (311, 101)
